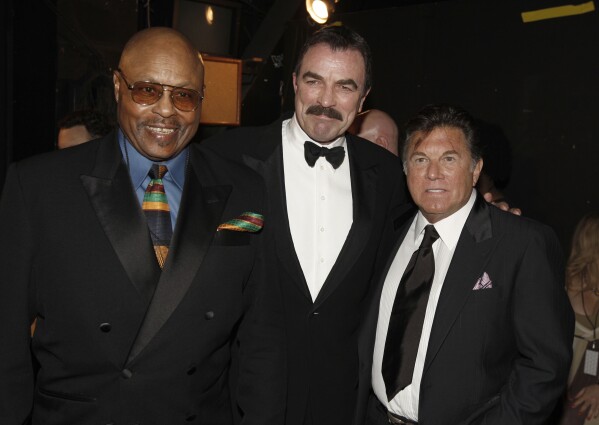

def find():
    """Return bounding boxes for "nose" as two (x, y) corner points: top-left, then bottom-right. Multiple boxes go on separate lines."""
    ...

(151, 88), (176, 117)
(318, 85), (336, 108)
(426, 161), (442, 180)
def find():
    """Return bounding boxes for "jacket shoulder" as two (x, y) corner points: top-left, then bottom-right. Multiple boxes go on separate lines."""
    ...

(347, 133), (404, 174)
(489, 205), (561, 251)
(201, 120), (282, 162)
(10, 134), (109, 182)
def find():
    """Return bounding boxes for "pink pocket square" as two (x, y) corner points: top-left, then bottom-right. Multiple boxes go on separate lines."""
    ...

(473, 272), (493, 290)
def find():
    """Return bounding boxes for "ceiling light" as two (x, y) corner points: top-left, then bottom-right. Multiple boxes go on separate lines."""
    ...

(306, 0), (329, 24)
(205, 5), (214, 25)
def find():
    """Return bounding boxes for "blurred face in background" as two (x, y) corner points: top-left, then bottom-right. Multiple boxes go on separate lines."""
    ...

(57, 125), (96, 149)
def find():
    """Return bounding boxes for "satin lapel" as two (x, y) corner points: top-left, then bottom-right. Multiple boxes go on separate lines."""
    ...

(314, 139), (377, 307)
(422, 196), (499, 374)
(126, 148), (231, 364)
(80, 135), (160, 303)
(244, 139), (312, 301)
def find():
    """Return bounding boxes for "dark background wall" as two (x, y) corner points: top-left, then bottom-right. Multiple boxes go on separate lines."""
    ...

(3, 0), (57, 167)
(2, 0), (597, 250)
(336, 0), (599, 253)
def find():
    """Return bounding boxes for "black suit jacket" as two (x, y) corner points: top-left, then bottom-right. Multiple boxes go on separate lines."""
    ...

(0, 132), (284, 425)
(204, 118), (412, 425)
(356, 194), (574, 425)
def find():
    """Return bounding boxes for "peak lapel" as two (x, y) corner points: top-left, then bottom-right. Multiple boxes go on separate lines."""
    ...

(126, 148), (231, 364)
(245, 137), (313, 301)
(423, 196), (499, 374)
(80, 134), (160, 303)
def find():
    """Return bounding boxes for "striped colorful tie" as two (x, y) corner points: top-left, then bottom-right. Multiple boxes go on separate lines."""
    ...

(143, 164), (173, 269)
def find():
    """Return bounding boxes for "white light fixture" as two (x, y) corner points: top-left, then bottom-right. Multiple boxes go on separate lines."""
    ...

(306, 0), (329, 24)
(205, 5), (214, 25)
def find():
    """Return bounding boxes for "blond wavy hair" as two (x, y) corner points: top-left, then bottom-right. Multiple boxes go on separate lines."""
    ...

(567, 212), (599, 292)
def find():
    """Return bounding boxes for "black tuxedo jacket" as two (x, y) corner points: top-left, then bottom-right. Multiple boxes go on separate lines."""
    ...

(356, 194), (574, 425)
(204, 118), (412, 425)
(0, 132), (284, 425)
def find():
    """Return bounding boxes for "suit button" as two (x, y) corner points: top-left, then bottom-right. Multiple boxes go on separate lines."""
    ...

(99, 323), (111, 333)
(187, 366), (197, 375)
(205, 311), (214, 320)
(186, 414), (197, 422)
(121, 368), (133, 379)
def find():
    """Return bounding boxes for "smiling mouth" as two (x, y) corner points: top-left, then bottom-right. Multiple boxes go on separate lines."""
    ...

(426, 189), (446, 193)
(147, 126), (177, 135)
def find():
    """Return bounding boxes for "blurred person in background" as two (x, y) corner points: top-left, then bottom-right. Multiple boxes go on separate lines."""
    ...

(57, 109), (112, 149)
(560, 212), (599, 424)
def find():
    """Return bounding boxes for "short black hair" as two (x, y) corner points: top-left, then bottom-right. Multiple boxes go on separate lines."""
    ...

(58, 110), (112, 138)
(294, 25), (372, 94)
(401, 103), (482, 167)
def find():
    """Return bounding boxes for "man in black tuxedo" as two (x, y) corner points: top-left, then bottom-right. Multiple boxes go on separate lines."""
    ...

(356, 104), (573, 425)
(204, 26), (410, 425)
(0, 27), (283, 425)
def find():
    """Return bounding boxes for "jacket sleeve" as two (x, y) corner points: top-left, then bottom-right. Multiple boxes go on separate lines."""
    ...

(470, 224), (574, 425)
(0, 163), (36, 423)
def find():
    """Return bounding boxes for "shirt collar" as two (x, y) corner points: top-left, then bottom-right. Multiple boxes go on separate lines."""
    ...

(286, 113), (346, 149)
(117, 128), (188, 191)
(414, 189), (477, 250)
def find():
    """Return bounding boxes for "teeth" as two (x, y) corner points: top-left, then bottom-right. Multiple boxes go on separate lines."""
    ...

(149, 127), (175, 134)
(427, 189), (444, 193)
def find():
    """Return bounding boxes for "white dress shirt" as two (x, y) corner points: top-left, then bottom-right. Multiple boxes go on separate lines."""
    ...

(282, 115), (353, 301)
(372, 190), (477, 420)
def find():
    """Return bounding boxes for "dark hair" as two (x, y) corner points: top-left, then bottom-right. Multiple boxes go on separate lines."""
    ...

(58, 110), (113, 138)
(401, 103), (482, 168)
(294, 25), (372, 94)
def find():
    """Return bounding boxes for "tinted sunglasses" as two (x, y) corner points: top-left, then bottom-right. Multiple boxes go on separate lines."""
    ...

(115, 68), (204, 112)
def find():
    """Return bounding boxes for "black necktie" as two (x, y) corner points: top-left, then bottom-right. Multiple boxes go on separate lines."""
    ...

(304, 141), (345, 169)
(382, 224), (440, 401)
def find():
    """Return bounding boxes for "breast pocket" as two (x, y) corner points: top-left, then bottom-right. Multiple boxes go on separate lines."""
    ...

(211, 230), (252, 246)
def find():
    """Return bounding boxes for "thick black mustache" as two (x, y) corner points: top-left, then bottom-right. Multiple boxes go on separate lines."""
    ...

(306, 105), (343, 121)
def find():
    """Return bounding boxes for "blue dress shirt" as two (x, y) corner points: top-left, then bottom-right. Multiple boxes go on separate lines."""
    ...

(118, 129), (187, 231)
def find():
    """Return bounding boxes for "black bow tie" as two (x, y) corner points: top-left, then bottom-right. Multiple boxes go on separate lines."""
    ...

(304, 141), (346, 169)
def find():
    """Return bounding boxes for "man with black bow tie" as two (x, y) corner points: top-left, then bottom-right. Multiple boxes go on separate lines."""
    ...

(204, 25), (410, 425)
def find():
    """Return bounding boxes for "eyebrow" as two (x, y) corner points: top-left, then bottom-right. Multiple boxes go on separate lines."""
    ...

(301, 72), (359, 90)
(302, 71), (323, 81)
(336, 79), (358, 90)
(410, 149), (460, 158)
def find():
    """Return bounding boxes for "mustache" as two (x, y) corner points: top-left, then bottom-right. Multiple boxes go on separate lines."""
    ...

(306, 105), (343, 121)
(139, 119), (182, 128)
